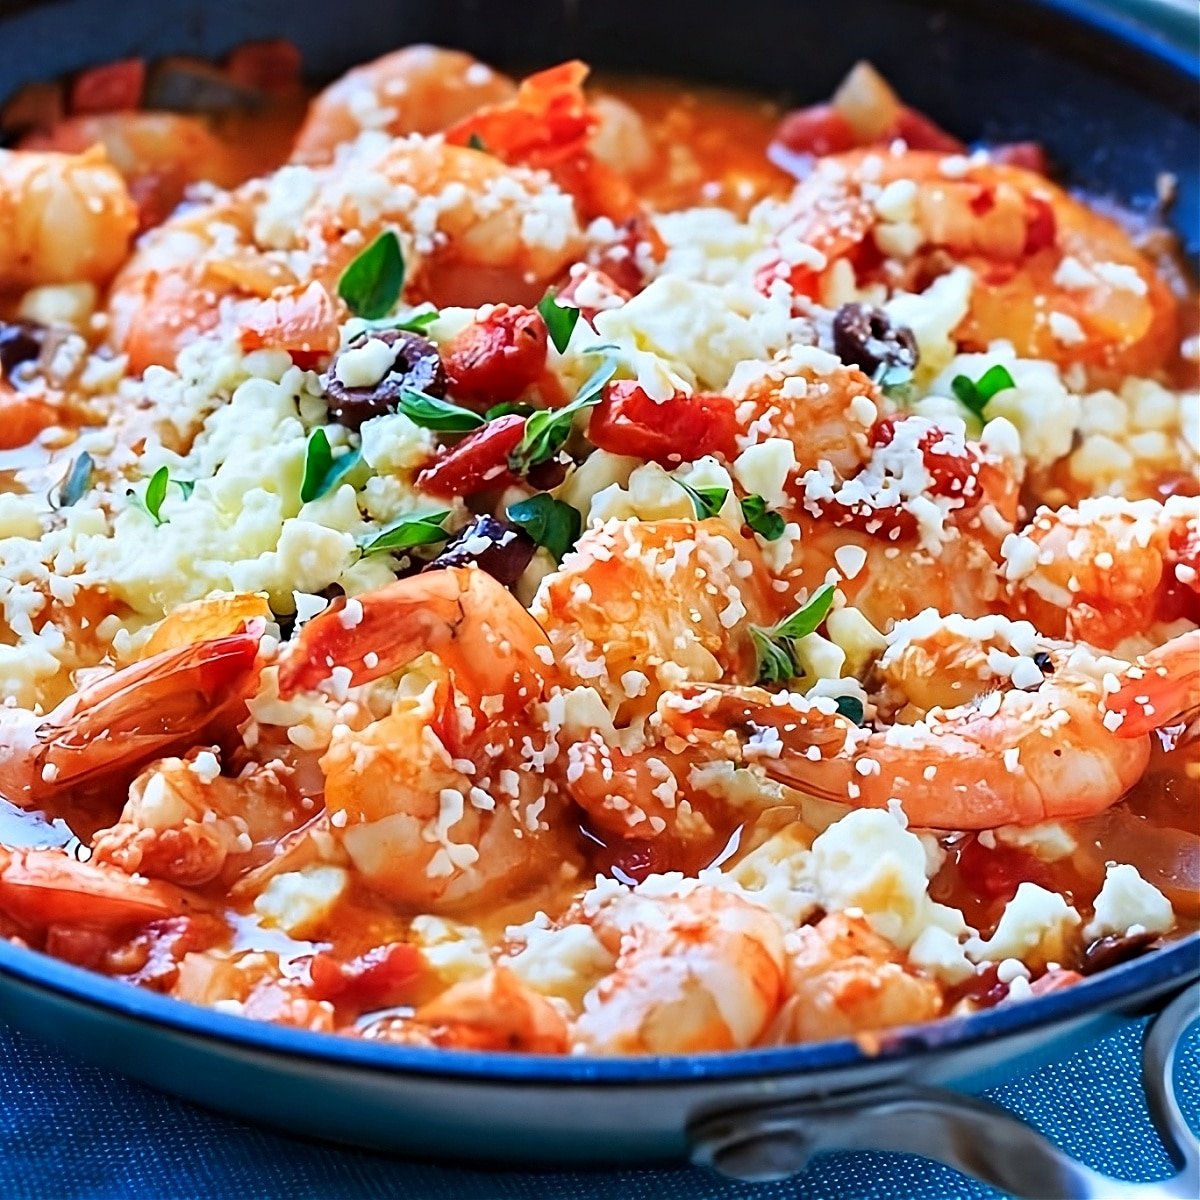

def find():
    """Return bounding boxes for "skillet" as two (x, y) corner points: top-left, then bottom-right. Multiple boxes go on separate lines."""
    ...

(0, 1), (1196, 1193)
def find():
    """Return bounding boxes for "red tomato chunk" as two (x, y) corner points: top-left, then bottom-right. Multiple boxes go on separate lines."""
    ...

(588, 382), (738, 465)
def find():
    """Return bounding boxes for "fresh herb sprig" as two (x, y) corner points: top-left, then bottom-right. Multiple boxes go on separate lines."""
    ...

(338, 230), (405, 320)
(677, 479), (729, 520)
(508, 355), (618, 474)
(507, 494), (581, 563)
(951, 364), (1015, 420)
(129, 465), (193, 525)
(359, 509), (451, 557)
(740, 494), (785, 540)
(395, 388), (486, 433)
(749, 583), (836, 684)
(537, 289), (581, 354)
(57, 452), (93, 508)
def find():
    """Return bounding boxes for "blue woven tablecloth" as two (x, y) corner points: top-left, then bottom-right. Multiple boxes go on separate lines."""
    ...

(1, 1016), (1196, 1200)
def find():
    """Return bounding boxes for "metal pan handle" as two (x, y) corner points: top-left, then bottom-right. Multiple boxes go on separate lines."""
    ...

(690, 986), (1198, 1199)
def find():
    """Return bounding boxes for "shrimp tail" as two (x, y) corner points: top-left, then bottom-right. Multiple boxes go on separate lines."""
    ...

(1106, 630), (1200, 739)
(12, 627), (263, 805)
(277, 567), (553, 714)
(0, 846), (183, 932)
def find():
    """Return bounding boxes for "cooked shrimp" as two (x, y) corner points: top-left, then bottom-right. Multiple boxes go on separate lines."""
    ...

(254, 569), (570, 913)
(739, 386), (1020, 624)
(90, 751), (302, 888)
(444, 60), (641, 223)
(360, 967), (569, 1052)
(532, 517), (780, 725)
(0, 846), (186, 933)
(1105, 630), (1200, 739)
(763, 149), (1178, 378)
(20, 112), (242, 231)
(772, 912), (941, 1043)
(663, 615), (1156, 828)
(292, 46), (515, 165)
(0, 145), (137, 289)
(0, 627), (263, 809)
(573, 883), (786, 1053)
(1003, 495), (1199, 650)
(279, 566), (553, 717)
(0, 377), (60, 449)
(107, 133), (582, 371)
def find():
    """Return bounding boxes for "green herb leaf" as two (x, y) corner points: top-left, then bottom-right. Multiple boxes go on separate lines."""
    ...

(392, 309), (439, 334)
(507, 494), (581, 563)
(312, 446), (364, 500)
(749, 626), (798, 685)
(467, 132), (488, 153)
(874, 362), (915, 400)
(359, 509), (451, 557)
(834, 694), (866, 725)
(173, 479), (196, 500)
(677, 479), (729, 520)
(396, 388), (486, 433)
(951, 364), (1016, 419)
(338, 230), (405, 320)
(749, 584), (837, 684)
(58, 452), (93, 507)
(509, 355), (618, 474)
(740, 494), (785, 541)
(537, 289), (581, 355)
(485, 400), (537, 421)
(773, 583), (836, 640)
(300, 429), (333, 503)
(130, 465), (171, 525)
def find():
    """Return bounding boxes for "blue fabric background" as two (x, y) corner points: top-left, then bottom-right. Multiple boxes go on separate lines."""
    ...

(0, 1016), (1195, 1199)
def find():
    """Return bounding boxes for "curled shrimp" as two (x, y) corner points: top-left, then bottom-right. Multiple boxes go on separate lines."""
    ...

(1003, 495), (1199, 650)
(1105, 630), (1200, 739)
(360, 967), (569, 1052)
(663, 615), (1158, 828)
(292, 45), (515, 165)
(259, 568), (570, 913)
(573, 883), (786, 1054)
(107, 133), (582, 371)
(0, 846), (187, 934)
(20, 112), (243, 231)
(90, 751), (301, 889)
(772, 912), (942, 1044)
(0, 627), (262, 810)
(764, 149), (1178, 379)
(0, 145), (137, 290)
(532, 517), (780, 725)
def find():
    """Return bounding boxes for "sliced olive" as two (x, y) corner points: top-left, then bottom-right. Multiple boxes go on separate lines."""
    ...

(1080, 930), (1160, 975)
(325, 328), (447, 430)
(832, 303), (919, 377)
(423, 515), (535, 586)
(0, 320), (46, 379)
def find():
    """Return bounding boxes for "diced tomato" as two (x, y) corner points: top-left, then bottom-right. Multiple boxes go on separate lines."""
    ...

(889, 106), (965, 153)
(446, 61), (595, 169)
(305, 942), (423, 1010)
(1022, 195), (1057, 255)
(238, 281), (340, 369)
(443, 305), (548, 408)
(416, 413), (527, 498)
(224, 40), (302, 95)
(69, 59), (146, 115)
(956, 836), (1050, 905)
(775, 103), (858, 158)
(588, 382), (739, 466)
(1030, 968), (1084, 996)
(873, 415), (982, 502)
(45, 925), (115, 968)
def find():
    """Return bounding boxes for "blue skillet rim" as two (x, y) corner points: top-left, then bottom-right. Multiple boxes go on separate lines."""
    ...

(0, 931), (1196, 1084)
(0, 0), (1198, 1087)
